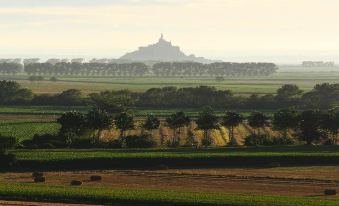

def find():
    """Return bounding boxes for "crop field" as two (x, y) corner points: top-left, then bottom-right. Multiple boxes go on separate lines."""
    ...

(2, 69), (339, 95)
(0, 121), (60, 141)
(0, 183), (338, 206)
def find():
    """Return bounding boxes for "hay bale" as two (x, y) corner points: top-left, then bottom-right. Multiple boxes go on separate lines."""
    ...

(70, 180), (82, 186)
(324, 189), (337, 196)
(34, 176), (45, 183)
(90, 175), (102, 181)
(32, 171), (44, 178)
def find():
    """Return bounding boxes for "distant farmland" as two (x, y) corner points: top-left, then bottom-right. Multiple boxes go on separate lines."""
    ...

(1, 69), (339, 95)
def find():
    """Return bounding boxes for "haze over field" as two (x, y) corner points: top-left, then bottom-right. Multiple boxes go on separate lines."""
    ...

(0, 0), (339, 63)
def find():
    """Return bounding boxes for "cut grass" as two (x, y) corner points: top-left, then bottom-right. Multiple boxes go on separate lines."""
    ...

(0, 183), (338, 206)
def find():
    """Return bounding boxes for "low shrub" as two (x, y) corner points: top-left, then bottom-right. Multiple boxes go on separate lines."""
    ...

(125, 134), (156, 148)
(49, 76), (57, 81)
(324, 189), (337, 196)
(34, 177), (45, 183)
(21, 134), (65, 149)
(272, 136), (295, 145)
(32, 172), (44, 178)
(70, 138), (93, 149)
(90, 175), (102, 181)
(70, 180), (82, 186)
(244, 134), (273, 146)
(107, 139), (123, 148)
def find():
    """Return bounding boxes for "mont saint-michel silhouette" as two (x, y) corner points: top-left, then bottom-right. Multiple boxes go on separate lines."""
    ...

(120, 34), (216, 63)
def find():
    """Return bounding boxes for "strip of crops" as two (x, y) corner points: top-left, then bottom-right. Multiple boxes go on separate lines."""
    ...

(0, 183), (338, 206)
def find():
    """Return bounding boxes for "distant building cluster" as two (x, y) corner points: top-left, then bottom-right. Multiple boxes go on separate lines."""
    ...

(302, 61), (335, 67)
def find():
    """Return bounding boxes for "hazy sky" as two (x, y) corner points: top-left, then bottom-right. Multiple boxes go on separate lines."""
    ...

(1, 0), (339, 63)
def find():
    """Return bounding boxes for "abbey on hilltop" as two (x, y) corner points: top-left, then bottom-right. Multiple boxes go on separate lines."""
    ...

(120, 34), (217, 63)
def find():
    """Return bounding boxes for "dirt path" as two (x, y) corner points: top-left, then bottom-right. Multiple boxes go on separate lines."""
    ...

(1, 167), (339, 198)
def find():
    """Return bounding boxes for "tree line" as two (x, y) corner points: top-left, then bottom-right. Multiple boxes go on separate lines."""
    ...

(1, 80), (339, 110)
(19, 106), (339, 149)
(0, 59), (277, 76)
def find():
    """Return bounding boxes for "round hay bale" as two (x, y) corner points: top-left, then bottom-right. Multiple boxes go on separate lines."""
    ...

(70, 180), (82, 186)
(324, 189), (337, 196)
(32, 171), (44, 178)
(90, 175), (102, 181)
(34, 176), (45, 183)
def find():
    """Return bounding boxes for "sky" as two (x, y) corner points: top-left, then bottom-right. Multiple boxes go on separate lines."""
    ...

(1, 0), (339, 63)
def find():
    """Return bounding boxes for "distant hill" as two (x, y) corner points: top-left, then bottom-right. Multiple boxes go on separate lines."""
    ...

(120, 34), (218, 63)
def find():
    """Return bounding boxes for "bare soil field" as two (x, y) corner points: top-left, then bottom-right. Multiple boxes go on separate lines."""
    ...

(1, 166), (338, 198)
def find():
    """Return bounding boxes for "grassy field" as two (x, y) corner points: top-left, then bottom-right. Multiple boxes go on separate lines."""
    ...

(0, 183), (338, 206)
(0, 122), (60, 141)
(13, 146), (339, 161)
(0, 106), (88, 115)
(1, 70), (339, 95)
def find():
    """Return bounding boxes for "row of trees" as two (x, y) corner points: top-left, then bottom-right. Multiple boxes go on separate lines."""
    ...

(153, 62), (277, 76)
(1, 80), (339, 110)
(0, 60), (277, 77)
(90, 83), (339, 110)
(26, 106), (338, 149)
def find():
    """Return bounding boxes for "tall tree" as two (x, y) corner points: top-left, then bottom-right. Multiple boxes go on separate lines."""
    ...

(320, 107), (339, 144)
(86, 108), (113, 141)
(248, 112), (269, 135)
(298, 110), (323, 145)
(195, 107), (219, 147)
(222, 111), (243, 146)
(272, 108), (299, 138)
(114, 111), (134, 142)
(166, 111), (190, 145)
(142, 114), (160, 135)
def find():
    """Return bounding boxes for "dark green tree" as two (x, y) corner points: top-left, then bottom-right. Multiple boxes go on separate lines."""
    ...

(57, 111), (86, 136)
(320, 107), (339, 144)
(142, 114), (160, 135)
(248, 112), (269, 135)
(86, 108), (113, 141)
(114, 111), (134, 139)
(166, 111), (190, 145)
(195, 107), (219, 147)
(222, 111), (243, 146)
(298, 110), (324, 145)
(273, 108), (299, 138)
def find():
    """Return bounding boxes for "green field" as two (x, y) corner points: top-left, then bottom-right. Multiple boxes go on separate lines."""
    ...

(2, 70), (339, 95)
(0, 122), (60, 141)
(13, 146), (339, 161)
(0, 106), (88, 115)
(0, 183), (338, 206)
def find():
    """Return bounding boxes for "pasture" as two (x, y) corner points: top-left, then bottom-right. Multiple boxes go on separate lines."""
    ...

(1, 69), (339, 95)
